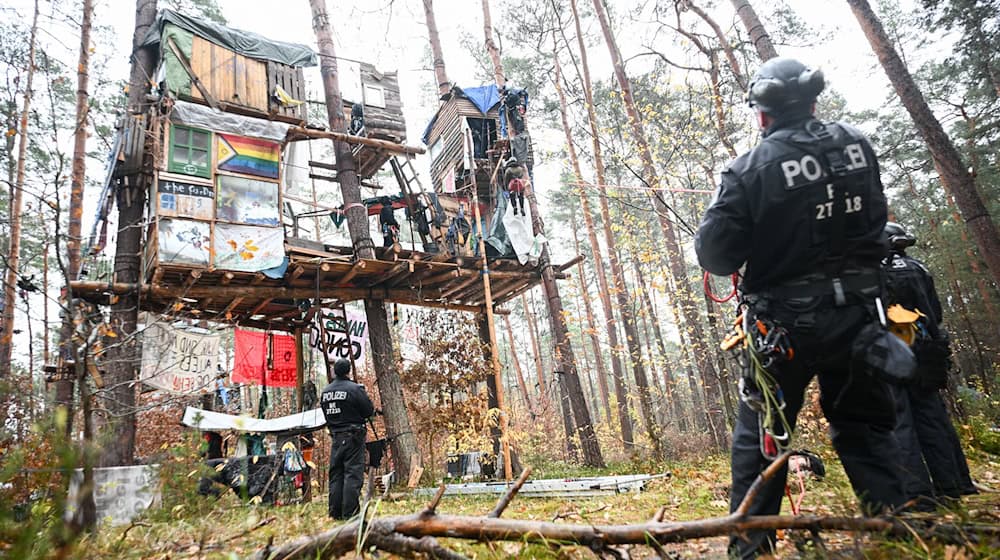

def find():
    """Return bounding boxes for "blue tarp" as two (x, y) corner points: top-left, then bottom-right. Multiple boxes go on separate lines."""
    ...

(462, 85), (501, 114)
(422, 85), (502, 144)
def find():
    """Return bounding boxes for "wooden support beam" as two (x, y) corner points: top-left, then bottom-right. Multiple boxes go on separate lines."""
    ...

(183, 269), (202, 289)
(289, 265), (306, 283)
(150, 268), (164, 286)
(337, 261), (367, 286)
(419, 268), (461, 287)
(251, 298), (274, 316)
(288, 127), (425, 155)
(379, 261), (414, 287)
(441, 275), (481, 299)
(556, 255), (586, 273)
(222, 297), (245, 316)
(75, 281), (442, 303)
(251, 272), (267, 285)
(490, 279), (529, 303)
(220, 272), (235, 285)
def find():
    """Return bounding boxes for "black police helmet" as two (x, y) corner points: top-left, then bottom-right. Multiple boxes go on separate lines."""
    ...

(334, 358), (352, 378)
(885, 221), (916, 250)
(747, 57), (825, 115)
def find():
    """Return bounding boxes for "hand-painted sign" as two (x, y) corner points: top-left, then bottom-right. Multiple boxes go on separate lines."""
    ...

(157, 177), (214, 220)
(140, 322), (221, 394)
(213, 223), (284, 272)
(309, 307), (369, 363)
(157, 218), (211, 266)
(232, 329), (298, 388)
(217, 133), (280, 179)
(216, 174), (280, 226)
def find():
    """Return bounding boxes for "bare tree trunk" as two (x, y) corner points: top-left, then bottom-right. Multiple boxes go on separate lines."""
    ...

(422, 0), (451, 97)
(0, 0), (40, 378)
(480, 0), (505, 88)
(569, 0), (637, 448)
(632, 258), (686, 429)
(68, 0), (90, 281)
(682, 1), (748, 88)
(98, 0), (156, 467)
(521, 293), (547, 397)
(503, 314), (534, 417)
(730, 0), (779, 61)
(478, 315), (506, 466)
(592, 0), (728, 449)
(55, 0), (93, 434)
(566, 255), (599, 421)
(569, 212), (610, 422)
(847, 0), (1000, 288)
(310, 0), (418, 480)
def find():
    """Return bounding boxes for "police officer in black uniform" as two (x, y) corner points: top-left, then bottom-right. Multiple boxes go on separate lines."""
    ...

(695, 57), (906, 558)
(884, 221), (976, 500)
(321, 358), (375, 519)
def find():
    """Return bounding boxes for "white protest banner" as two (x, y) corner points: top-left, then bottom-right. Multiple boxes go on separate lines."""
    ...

(308, 307), (369, 362)
(397, 309), (424, 364)
(140, 322), (221, 394)
(66, 465), (160, 527)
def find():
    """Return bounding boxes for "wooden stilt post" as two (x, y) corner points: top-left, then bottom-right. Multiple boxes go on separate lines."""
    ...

(466, 129), (512, 481)
(295, 328), (305, 411)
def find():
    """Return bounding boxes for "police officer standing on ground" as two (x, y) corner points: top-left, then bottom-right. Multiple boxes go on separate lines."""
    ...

(321, 358), (375, 520)
(884, 221), (977, 501)
(696, 57), (906, 559)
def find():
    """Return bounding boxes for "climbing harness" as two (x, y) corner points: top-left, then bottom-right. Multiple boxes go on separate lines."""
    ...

(722, 305), (795, 460)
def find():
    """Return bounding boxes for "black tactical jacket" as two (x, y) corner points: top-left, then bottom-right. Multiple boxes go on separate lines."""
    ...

(695, 116), (888, 294)
(320, 377), (375, 431)
(884, 252), (944, 329)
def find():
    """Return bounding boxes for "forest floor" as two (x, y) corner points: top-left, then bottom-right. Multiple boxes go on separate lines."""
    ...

(74, 444), (1000, 560)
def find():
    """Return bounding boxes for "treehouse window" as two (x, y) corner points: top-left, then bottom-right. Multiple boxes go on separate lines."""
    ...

(168, 125), (212, 179)
(428, 138), (443, 162)
(364, 84), (386, 108)
(465, 117), (496, 159)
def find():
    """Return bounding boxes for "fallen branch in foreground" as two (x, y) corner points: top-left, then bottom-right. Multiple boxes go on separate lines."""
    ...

(251, 453), (1000, 560)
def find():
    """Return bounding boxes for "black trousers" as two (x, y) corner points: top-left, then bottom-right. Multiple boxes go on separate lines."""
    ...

(891, 383), (935, 502)
(729, 299), (905, 559)
(907, 384), (976, 498)
(328, 428), (366, 519)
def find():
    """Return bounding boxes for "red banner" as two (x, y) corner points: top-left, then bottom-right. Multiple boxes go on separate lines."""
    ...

(232, 329), (297, 388)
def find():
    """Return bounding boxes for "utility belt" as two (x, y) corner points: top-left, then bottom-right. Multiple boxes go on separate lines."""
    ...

(754, 268), (881, 306)
(329, 424), (366, 435)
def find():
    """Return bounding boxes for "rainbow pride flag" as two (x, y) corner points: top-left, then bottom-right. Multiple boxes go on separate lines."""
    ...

(216, 133), (280, 179)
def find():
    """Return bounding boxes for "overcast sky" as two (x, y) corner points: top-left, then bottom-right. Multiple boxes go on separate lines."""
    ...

(3, 0), (909, 372)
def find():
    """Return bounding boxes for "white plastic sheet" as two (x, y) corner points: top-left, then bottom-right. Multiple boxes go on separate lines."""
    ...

(181, 406), (326, 433)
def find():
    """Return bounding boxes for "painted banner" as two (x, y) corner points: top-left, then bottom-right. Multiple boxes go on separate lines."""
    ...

(157, 176), (214, 220)
(216, 174), (280, 226)
(397, 309), (423, 364)
(140, 322), (221, 394)
(157, 218), (211, 266)
(442, 166), (456, 194)
(213, 223), (285, 272)
(216, 133), (280, 179)
(232, 329), (298, 387)
(66, 464), (160, 527)
(308, 307), (369, 362)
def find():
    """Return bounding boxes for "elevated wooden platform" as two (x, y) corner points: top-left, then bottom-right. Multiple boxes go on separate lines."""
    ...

(72, 240), (577, 331)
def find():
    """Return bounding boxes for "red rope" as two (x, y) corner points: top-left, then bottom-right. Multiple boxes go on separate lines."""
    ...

(703, 271), (739, 303)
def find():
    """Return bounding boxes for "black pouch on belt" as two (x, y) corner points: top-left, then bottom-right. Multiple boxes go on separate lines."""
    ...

(850, 322), (917, 384)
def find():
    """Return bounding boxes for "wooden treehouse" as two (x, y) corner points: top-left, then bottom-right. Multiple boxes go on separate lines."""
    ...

(72, 11), (572, 333)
